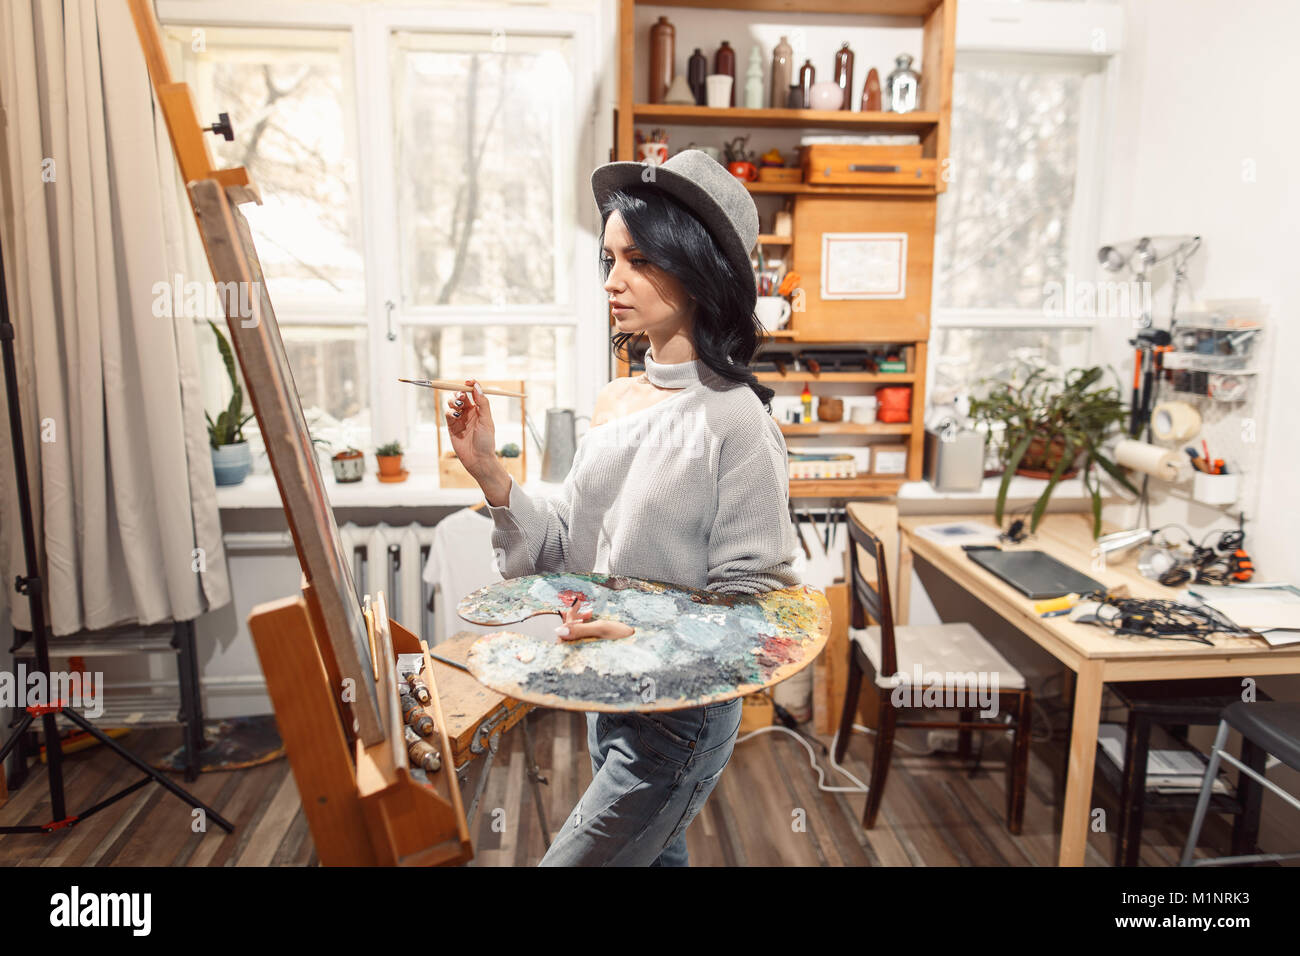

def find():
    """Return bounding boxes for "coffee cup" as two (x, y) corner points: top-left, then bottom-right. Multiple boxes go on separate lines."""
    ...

(705, 74), (733, 109)
(754, 295), (791, 330)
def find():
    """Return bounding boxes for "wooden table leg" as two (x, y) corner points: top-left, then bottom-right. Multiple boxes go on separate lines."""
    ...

(896, 533), (914, 626)
(1059, 659), (1103, 866)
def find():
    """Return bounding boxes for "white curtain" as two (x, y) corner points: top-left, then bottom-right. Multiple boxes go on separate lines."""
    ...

(0, 0), (230, 634)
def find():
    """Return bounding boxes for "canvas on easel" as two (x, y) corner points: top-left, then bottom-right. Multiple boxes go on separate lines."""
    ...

(127, 0), (472, 865)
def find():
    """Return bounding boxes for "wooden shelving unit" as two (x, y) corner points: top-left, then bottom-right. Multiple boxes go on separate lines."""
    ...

(780, 422), (911, 436)
(632, 102), (940, 134)
(613, 0), (957, 495)
(790, 475), (906, 497)
(755, 371), (916, 383)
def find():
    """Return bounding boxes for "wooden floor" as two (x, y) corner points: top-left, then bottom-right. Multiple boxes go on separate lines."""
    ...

(0, 710), (1245, 866)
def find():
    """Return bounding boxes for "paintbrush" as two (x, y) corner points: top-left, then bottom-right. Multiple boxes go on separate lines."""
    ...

(397, 378), (525, 399)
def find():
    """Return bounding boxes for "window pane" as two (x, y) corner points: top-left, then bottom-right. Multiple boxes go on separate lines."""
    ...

(394, 32), (574, 308)
(170, 27), (365, 309)
(194, 322), (369, 464)
(934, 67), (1083, 310)
(404, 326), (576, 469)
(929, 328), (1091, 407)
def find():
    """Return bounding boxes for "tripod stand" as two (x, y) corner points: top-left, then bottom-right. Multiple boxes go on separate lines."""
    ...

(0, 234), (232, 836)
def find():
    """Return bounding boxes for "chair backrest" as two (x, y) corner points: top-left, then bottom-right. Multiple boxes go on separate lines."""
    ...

(845, 515), (899, 678)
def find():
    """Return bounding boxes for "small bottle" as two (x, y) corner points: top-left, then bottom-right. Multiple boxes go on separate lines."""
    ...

(770, 36), (793, 109)
(714, 41), (736, 106)
(801, 382), (812, 421)
(834, 42), (855, 110)
(648, 16), (675, 104)
(688, 48), (708, 105)
(886, 53), (920, 113)
(798, 59), (815, 109)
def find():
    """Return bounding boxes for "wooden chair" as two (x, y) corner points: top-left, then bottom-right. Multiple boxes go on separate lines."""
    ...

(833, 517), (1033, 834)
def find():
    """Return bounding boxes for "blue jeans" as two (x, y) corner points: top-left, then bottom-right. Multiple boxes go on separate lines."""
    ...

(538, 697), (743, 866)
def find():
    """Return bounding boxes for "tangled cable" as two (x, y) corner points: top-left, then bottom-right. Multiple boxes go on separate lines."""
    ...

(1092, 596), (1248, 646)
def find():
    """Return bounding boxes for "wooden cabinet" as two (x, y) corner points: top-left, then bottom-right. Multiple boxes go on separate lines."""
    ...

(611, 0), (957, 493)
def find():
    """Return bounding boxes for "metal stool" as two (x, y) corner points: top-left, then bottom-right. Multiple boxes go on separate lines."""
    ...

(1180, 701), (1300, 866)
(1102, 679), (1269, 867)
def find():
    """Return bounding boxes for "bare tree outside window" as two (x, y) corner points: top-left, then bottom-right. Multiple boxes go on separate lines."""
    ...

(395, 34), (573, 307)
(935, 67), (1082, 311)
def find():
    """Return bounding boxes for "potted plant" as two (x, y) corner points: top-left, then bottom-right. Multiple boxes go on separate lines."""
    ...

(375, 440), (407, 482)
(330, 446), (364, 483)
(205, 320), (254, 486)
(968, 365), (1138, 538)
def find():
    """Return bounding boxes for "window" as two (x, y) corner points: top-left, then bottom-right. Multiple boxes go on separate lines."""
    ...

(161, 3), (599, 475)
(930, 4), (1122, 407)
(393, 31), (574, 310)
(935, 66), (1083, 312)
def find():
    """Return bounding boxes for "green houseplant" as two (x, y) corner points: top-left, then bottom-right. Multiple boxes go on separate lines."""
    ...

(968, 365), (1138, 538)
(205, 320), (254, 486)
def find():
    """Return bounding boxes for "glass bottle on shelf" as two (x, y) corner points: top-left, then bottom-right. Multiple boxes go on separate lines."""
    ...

(714, 41), (736, 107)
(886, 54), (920, 113)
(688, 48), (708, 106)
(834, 42), (854, 110)
(798, 59), (815, 110)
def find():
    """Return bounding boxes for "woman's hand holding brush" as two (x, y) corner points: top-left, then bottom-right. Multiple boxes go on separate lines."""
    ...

(445, 379), (511, 505)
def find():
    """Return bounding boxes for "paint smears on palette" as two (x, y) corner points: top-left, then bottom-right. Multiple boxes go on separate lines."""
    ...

(458, 573), (830, 712)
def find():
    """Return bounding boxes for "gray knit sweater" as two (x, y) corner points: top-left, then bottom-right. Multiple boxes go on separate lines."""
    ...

(485, 348), (801, 596)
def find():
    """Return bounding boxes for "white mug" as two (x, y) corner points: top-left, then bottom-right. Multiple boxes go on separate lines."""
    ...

(705, 74), (734, 109)
(850, 399), (877, 424)
(755, 295), (791, 330)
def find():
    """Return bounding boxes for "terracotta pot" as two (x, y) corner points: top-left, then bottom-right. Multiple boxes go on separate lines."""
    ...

(377, 454), (404, 477)
(1015, 435), (1079, 479)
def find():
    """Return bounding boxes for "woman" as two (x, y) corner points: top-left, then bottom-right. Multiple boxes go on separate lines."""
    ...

(445, 150), (800, 866)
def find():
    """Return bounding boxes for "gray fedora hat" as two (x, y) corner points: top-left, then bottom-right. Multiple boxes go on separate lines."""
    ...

(591, 149), (759, 288)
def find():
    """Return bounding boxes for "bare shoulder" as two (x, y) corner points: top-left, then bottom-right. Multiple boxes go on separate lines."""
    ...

(592, 377), (633, 428)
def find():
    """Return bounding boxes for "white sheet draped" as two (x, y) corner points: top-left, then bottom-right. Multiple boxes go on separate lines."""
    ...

(0, 0), (230, 634)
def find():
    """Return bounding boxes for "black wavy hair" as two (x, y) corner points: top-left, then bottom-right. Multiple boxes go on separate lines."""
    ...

(597, 184), (774, 411)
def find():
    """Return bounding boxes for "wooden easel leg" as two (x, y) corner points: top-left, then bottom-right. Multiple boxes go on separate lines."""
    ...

(249, 596), (378, 866)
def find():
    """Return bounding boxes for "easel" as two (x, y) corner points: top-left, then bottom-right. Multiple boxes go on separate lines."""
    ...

(128, 0), (530, 864)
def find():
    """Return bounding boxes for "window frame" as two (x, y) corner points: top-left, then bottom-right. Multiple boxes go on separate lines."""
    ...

(157, 0), (607, 471)
(932, 0), (1126, 378)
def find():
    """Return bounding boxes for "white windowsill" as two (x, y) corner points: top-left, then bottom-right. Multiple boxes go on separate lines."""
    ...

(214, 469), (568, 510)
(217, 469), (1093, 512)
(898, 475), (1094, 501)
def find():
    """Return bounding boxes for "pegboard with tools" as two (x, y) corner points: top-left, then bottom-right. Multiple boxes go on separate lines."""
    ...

(1147, 298), (1269, 514)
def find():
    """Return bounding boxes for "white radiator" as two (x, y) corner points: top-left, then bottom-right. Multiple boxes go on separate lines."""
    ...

(224, 524), (439, 641)
(337, 522), (438, 640)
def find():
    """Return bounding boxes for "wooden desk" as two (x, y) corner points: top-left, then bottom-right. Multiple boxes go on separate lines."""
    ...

(895, 513), (1300, 867)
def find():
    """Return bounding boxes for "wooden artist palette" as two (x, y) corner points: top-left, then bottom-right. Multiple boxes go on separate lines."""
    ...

(458, 573), (830, 712)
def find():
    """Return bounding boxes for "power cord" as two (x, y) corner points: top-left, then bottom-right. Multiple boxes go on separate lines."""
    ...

(737, 717), (1032, 794)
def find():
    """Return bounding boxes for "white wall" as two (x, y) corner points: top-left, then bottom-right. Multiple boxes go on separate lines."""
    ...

(1098, 0), (1300, 584)
(1096, 0), (1300, 857)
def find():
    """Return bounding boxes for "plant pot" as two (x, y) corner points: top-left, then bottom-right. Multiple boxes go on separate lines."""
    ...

(376, 454), (405, 480)
(332, 450), (365, 483)
(1015, 435), (1079, 479)
(211, 441), (252, 486)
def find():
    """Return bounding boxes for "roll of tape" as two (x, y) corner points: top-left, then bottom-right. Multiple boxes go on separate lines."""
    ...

(1151, 401), (1202, 443)
(1114, 438), (1182, 482)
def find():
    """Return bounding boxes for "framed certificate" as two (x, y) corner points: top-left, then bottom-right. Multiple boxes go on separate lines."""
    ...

(821, 232), (908, 300)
